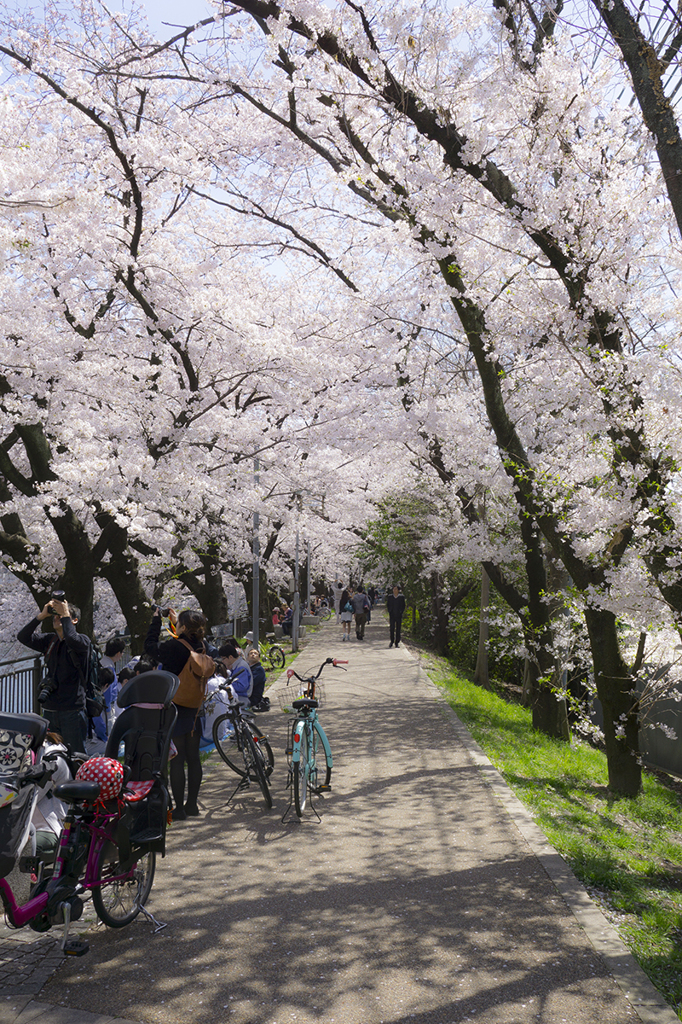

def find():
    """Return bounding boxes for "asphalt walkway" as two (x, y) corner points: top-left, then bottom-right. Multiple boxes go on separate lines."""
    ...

(1, 615), (678, 1024)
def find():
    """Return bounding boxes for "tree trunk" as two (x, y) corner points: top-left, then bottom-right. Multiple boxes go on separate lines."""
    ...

(198, 549), (229, 627)
(100, 551), (151, 655)
(49, 508), (96, 636)
(584, 606), (641, 796)
(430, 570), (450, 655)
(527, 654), (570, 741)
(521, 658), (532, 706)
(473, 565), (490, 689)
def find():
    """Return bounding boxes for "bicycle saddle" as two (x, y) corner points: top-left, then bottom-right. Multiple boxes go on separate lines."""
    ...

(54, 780), (102, 804)
(291, 698), (318, 710)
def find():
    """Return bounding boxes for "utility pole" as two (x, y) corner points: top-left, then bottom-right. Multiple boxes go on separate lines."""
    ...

(252, 458), (260, 648)
(292, 527), (300, 652)
(306, 541), (311, 611)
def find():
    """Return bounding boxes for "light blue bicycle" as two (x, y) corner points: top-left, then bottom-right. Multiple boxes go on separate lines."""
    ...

(280, 658), (347, 817)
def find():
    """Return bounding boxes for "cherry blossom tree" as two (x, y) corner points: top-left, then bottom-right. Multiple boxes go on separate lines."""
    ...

(6, 0), (682, 797)
(0, 3), (398, 648)
(124, 0), (682, 793)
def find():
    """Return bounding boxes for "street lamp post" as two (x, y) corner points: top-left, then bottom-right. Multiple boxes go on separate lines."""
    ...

(292, 528), (300, 653)
(252, 458), (260, 648)
(306, 541), (311, 611)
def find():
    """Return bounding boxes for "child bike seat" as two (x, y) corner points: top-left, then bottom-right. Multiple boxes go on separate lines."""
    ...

(115, 671), (179, 709)
(105, 672), (178, 853)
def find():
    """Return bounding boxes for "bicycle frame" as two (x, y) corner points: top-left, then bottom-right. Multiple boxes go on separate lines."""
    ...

(0, 793), (160, 952)
(1, 803), (109, 925)
(290, 711), (332, 773)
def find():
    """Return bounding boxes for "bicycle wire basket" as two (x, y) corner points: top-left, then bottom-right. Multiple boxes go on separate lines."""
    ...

(276, 679), (326, 712)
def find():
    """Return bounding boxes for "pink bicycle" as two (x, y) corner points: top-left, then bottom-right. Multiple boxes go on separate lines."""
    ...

(0, 670), (177, 955)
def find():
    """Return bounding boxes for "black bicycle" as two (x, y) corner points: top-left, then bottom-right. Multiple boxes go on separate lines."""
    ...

(209, 682), (274, 809)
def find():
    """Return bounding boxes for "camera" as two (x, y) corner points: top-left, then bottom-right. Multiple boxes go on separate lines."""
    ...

(47, 589), (67, 614)
(152, 604), (172, 617)
(37, 675), (58, 705)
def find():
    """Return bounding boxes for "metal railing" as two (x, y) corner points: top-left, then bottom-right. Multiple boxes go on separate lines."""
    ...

(0, 657), (44, 715)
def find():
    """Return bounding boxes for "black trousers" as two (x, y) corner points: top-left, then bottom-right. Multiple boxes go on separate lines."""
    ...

(389, 615), (403, 645)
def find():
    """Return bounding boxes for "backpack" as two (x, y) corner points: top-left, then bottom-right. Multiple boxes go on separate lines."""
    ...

(173, 639), (216, 708)
(71, 642), (105, 720)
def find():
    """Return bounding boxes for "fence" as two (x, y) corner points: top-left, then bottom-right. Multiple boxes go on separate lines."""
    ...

(591, 689), (682, 780)
(0, 657), (43, 715)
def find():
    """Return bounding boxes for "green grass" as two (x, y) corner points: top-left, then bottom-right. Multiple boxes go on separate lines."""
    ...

(433, 660), (682, 1018)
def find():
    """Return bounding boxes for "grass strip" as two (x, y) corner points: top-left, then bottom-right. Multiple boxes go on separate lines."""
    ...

(432, 659), (682, 1019)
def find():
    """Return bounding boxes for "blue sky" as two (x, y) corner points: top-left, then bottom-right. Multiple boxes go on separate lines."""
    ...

(110, 0), (216, 36)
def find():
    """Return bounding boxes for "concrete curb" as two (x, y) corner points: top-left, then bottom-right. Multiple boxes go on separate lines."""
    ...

(412, 652), (680, 1024)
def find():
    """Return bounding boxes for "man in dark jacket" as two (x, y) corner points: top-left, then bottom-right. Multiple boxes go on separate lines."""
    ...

(350, 586), (370, 640)
(387, 585), (406, 648)
(247, 648), (269, 711)
(17, 597), (90, 754)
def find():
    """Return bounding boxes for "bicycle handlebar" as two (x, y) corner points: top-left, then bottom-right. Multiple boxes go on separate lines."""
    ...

(286, 657), (348, 684)
(217, 681), (238, 703)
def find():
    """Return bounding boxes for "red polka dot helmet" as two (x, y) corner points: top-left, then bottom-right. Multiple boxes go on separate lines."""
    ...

(76, 756), (124, 802)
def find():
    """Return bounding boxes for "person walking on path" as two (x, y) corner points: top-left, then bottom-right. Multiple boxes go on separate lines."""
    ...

(387, 584), (406, 647)
(17, 596), (90, 755)
(350, 585), (370, 640)
(339, 587), (353, 641)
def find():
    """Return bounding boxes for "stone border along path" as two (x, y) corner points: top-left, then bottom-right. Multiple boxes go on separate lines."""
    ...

(0, 613), (678, 1024)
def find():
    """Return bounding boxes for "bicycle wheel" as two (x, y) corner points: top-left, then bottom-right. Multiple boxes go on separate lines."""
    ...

(213, 714), (246, 776)
(318, 606), (332, 621)
(92, 839), (155, 928)
(243, 731), (272, 809)
(293, 722), (309, 816)
(267, 645), (286, 671)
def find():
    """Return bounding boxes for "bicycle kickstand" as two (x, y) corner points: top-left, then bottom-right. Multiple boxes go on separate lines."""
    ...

(307, 792), (322, 824)
(225, 774), (252, 807)
(136, 901), (168, 934)
(280, 771), (322, 825)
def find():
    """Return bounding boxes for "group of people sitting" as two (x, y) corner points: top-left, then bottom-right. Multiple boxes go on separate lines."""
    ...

(271, 604), (294, 636)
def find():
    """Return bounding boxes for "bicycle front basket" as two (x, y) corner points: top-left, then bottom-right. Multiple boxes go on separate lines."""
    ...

(276, 680), (326, 712)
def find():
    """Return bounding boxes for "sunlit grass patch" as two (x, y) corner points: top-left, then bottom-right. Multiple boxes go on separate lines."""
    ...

(435, 661), (682, 1018)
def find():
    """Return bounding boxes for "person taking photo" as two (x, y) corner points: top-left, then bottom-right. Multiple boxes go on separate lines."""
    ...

(17, 594), (90, 755)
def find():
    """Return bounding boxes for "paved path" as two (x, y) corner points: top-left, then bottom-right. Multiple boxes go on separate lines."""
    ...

(1, 616), (678, 1024)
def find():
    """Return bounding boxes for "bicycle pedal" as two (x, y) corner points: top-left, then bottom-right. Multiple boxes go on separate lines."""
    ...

(285, 747), (293, 756)
(63, 938), (89, 957)
(315, 784), (332, 793)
